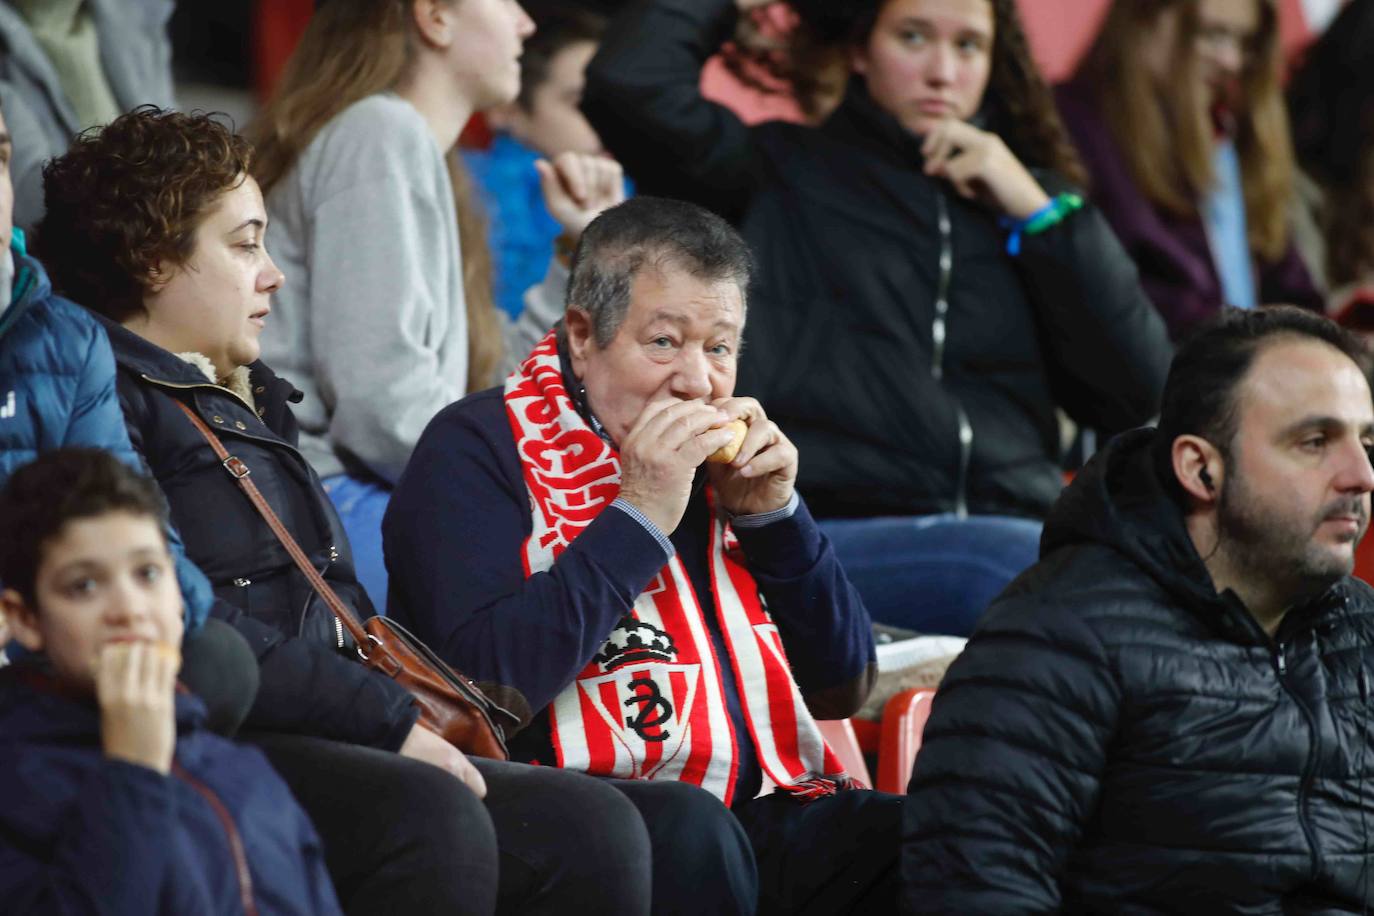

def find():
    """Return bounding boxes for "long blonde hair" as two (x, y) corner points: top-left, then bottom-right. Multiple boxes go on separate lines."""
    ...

(250, 0), (504, 391)
(1078, 0), (1294, 262)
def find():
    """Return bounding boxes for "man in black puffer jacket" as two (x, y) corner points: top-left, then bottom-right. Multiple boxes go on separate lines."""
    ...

(903, 306), (1374, 913)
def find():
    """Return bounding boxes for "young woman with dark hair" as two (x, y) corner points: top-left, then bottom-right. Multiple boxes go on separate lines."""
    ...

(35, 105), (654, 916)
(1058, 0), (1322, 340)
(582, 0), (1172, 637)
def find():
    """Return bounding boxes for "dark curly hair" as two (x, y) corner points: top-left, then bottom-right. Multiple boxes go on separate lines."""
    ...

(34, 105), (253, 323)
(0, 449), (169, 605)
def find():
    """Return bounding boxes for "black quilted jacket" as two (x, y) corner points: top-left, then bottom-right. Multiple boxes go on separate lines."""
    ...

(903, 427), (1374, 914)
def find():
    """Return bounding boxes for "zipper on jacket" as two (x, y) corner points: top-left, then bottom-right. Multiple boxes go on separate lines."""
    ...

(1271, 639), (1325, 882)
(294, 553), (346, 651)
(930, 192), (973, 518)
(930, 194), (953, 382)
(173, 760), (259, 916)
(320, 553), (345, 649)
(954, 407), (972, 519)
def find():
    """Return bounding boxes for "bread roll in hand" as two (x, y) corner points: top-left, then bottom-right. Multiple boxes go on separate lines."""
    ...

(707, 419), (749, 464)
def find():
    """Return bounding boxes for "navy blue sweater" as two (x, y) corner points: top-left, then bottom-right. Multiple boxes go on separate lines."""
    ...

(384, 385), (875, 802)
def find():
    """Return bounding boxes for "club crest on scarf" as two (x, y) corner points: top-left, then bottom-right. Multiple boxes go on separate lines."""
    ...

(505, 332), (851, 804)
(579, 616), (703, 778)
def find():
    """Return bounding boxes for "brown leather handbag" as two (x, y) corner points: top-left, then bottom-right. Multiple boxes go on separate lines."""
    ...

(174, 399), (521, 760)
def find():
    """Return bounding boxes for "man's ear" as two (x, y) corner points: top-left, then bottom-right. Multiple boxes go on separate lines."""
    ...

(565, 308), (595, 378)
(410, 0), (456, 49)
(1, 589), (44, 654)
(1171, 434), (1224, 504)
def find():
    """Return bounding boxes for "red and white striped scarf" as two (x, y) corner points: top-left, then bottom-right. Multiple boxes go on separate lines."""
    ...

(503, 332), (850, 804)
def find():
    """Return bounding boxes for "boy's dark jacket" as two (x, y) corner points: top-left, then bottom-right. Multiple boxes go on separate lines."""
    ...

(0, 665), (342, 914)
(95, 315), (418, 751)
(903, 427), (1374, 912)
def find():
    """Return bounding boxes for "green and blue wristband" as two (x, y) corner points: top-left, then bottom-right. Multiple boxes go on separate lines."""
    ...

(1000, 192), (1084, 256)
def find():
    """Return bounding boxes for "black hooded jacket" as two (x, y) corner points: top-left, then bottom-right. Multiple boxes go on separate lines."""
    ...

(583, 0), (1172, 519)
(903, 428), (1374, 913)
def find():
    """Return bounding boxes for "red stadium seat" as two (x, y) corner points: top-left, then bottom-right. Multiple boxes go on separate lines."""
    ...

(1355, 526), (1374, 586)
(253, 0), (313, 102)
(876, 688), (936, 795)
(817, 718), (873, 788)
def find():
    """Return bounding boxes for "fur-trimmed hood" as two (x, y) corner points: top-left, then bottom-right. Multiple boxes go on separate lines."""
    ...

(89, 312), (305, 430)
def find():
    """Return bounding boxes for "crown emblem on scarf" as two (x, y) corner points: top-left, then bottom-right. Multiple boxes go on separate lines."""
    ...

(594, 618), (678, 671)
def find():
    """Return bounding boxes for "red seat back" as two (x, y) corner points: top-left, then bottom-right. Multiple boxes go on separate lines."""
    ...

(876, 688), (937, 794)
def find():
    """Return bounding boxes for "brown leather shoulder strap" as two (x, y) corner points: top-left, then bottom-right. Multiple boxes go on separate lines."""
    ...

(171, 398), (370, 647)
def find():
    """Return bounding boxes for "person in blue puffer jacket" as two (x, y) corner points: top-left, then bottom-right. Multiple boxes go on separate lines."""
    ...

(0, 449), (341, 915)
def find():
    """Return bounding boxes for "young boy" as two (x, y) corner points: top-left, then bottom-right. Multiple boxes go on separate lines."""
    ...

(0, 448), (341, 915)
(467, 4), (625, 319)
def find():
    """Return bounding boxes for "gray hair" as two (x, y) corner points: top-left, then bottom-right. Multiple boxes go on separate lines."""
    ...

(564, 197), (753, 347)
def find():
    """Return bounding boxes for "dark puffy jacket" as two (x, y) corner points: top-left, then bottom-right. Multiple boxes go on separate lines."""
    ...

(0, 665), (341, 915)
(583, 0), (1172, 519)
(97, 316), (418, 751)
(902, 428), (1374, 913)
(0, 232), (212, 628)
(1056, 79), (1324, 341)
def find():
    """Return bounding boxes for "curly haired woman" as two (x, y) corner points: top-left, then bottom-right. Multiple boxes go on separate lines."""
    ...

(582, 0), (1172, 636)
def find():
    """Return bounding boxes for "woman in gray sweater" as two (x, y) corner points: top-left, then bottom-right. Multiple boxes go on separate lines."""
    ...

(250, 0), (623, 606)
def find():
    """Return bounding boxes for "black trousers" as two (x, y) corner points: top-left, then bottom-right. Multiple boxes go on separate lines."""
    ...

(248, 733), (653, 916)
(610, 779), (758, 915)
(734, 786), (903, 915)
(610, 780), (903, 916)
